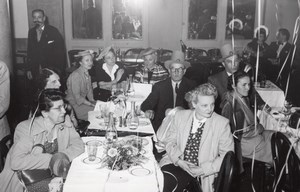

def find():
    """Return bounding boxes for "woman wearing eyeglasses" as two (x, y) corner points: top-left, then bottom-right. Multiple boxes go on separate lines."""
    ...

(91, 46), (128, 101)
(221, 70), (273, 173)
(0, 89), (84, 192)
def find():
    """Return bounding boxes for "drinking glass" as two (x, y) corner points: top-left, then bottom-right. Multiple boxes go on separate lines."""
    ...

(86, 140), (101, 161)
(128, 116), (139, 130)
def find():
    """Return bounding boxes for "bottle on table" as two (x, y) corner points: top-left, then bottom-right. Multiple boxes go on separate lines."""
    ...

(126, 101), (139, 130)
(105, 112), (118, 143)
(127, 74), (135, 96)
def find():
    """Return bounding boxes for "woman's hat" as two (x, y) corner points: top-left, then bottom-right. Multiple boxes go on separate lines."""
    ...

(74, 50), (94, 58)
(164, 50), (191, 69)
(219, 44), (237, 62)
(96, 46), (114, 60)
(140, 47), (157, 56)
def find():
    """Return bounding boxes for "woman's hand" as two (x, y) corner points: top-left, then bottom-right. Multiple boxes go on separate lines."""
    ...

(177, 159), (195, 176)
(116, 69), (125, 82)
(145, 110), (155, 120)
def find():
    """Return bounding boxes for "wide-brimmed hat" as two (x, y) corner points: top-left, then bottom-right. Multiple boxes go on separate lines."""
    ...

(96, 46), (114, 60)
(219, 44), (237, 62)
(74, 50), (94, 58)
(140, 47), (157, 57)
(164, 50), (191, 69)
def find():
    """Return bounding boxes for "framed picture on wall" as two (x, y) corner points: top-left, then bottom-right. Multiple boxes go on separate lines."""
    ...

(225, 0), (256, 40)
(187, 0), (218, 40)
(112, 0), (143, 40)
(71, 0), (103, 39)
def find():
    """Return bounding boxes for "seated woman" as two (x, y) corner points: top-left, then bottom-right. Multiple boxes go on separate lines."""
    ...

(160, 83), (234, 192)
(134, 47), (169, 84)
(244, 26), (269, 75)
(34, 68), (77, 127)
(66, 50), (96, 121)
(92, 46), (128, 101)
(0, 89), (84, 192)
(221, 70), (273, 173)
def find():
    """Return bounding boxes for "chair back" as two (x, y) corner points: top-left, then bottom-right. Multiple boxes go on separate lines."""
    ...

(271, 132), (300, 192)
(0, 135), (11, 172)
(214, 151), (237, 192)
(67, 49), (85, 67)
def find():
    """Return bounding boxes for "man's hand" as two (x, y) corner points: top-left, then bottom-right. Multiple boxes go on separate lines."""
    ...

(27, 71), (33, 80)
(145, 110), (155, 120)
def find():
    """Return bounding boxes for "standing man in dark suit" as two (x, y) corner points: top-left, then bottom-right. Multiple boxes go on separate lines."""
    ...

(265, 28), (292, 89)
(141, 51), (196, 132)
(208, 44), (241, 114)
(27, 9), (66, 81)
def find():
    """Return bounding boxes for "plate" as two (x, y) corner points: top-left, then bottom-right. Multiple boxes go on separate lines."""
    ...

(82, 157), (101, 164)
(130, 167), (152, 176)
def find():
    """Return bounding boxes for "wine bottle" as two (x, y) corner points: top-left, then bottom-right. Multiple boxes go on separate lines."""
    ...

(105, 112), (118, 144)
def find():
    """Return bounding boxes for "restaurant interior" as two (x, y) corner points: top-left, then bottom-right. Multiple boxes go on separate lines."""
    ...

(1, 0), (300, 192)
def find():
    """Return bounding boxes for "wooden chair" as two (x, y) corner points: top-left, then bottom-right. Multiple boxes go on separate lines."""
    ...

(214, 151), (237, 192)
(271, 132), (300, 192)
(0, 135), (11, 172)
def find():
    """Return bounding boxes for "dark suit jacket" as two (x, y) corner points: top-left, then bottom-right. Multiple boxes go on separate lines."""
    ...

(27, 25), (66, 78)
(266, 41), (292, 89)
(141, 77), (196, 132)
(208, 70), (228, 113)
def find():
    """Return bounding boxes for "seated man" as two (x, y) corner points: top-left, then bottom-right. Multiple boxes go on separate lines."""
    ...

(134, 47), (169, 84)
(265, 28), (292, 89)
(141, 50), (196, 132)
(208, 43), (242, 113)
(160, 83), (234, 192)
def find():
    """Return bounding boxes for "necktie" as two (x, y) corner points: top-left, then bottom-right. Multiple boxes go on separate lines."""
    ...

(175, 83), (179, 94)
(37, 28), (43, 42)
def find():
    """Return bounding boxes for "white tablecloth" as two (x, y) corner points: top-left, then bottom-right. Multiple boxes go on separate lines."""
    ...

(63, 137), (164, 192)
(259, 108), (300, 158)
(255, 80), (285, 108)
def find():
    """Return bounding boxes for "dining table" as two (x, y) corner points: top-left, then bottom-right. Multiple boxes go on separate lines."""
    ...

(255, 80), (285, 108)
(258, 107), (300, 158)
(63, 136), (164, 192)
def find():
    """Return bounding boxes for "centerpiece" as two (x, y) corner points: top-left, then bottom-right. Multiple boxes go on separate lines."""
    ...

(100, 138), (148, 171)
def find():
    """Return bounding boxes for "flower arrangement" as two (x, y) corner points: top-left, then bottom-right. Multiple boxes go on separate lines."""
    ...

(100, 139), (147, 171)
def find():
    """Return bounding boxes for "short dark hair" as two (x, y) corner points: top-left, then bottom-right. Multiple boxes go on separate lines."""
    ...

(279, 28), (290, 41)
(228, 70), (251, 91)
(32, 9), (45, 17)
(37, 68), (59, 90)
(37, 89), (65, 116)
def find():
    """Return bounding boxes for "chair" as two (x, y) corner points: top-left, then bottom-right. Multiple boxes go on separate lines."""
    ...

(0, 135), (12, 172)
(214, 151), (237, 192)
(122, 48), (144, 75)
(271, 132), (300, 192)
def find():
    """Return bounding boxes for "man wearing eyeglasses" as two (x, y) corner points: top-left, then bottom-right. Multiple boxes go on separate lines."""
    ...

(141, 50), (196, 132)
(208, 44), (243, 114)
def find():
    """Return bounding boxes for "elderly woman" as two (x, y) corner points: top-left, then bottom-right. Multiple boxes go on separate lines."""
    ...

(221, 70), (273, 173)
(0, 89), (84, 192)
(92, 46), (128, 101)
(66, 50), (96, 121)
(160, 83), (234, 192)
(134, 47), (169, 84)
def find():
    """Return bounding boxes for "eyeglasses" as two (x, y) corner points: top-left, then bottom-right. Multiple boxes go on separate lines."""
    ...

(51, 104), (67, 112)
(170, 67), (184, 73)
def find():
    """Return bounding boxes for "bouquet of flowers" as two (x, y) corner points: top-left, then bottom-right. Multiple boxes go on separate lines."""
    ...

(100, 139), (147, 171)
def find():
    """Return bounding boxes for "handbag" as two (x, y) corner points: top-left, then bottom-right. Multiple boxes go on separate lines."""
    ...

(17, 144), (54, 192)
(183, 176), (203, 192)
